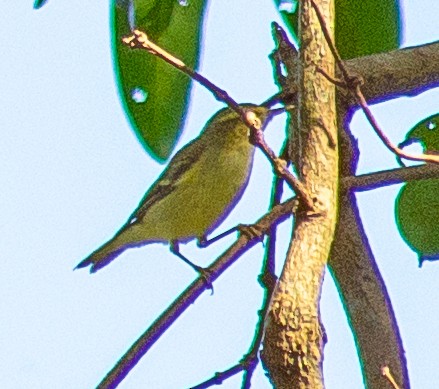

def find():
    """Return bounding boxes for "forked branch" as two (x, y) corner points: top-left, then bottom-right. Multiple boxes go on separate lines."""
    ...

(309, 0), (439, 165)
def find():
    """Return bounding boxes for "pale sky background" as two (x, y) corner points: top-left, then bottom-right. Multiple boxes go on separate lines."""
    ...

(1, 1), (439, 388)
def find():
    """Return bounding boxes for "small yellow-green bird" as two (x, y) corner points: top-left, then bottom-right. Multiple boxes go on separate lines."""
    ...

(76, 105), (273, 273)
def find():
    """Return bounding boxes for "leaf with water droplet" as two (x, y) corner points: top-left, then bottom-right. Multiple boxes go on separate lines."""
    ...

(112, 0), (208, 162)
(131, 87), (148, 103)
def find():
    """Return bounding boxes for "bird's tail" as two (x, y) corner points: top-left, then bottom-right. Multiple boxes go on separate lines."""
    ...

(75, 218), (162, 273)
(75, 219), (161, 273)
(74, 221), (148, 273)
(75, 235), (128, 273)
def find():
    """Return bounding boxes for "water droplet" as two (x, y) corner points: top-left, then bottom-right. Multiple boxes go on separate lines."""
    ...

(116, 0), (136, 29)
(427, 121), (437, 130)
(178, 0), (189, 6)
(278, 0), (297, 13)
(131, 87), (148, 103)
(128, 0), (136, 30)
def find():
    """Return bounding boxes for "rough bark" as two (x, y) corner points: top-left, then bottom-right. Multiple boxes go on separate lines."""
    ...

(342, 40), (439, 106)
(261, 1), (338, 387)
(260, 6), (439, 389)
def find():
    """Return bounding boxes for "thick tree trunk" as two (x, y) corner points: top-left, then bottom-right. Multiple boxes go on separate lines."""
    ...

(261, 1), (338, 387)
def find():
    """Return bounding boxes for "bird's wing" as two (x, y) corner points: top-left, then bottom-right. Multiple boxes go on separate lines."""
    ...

(124, 137), (205, 227)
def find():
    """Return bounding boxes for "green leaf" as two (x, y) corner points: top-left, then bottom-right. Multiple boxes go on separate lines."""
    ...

(273, 0), (401, 59)
(395, 179), (439, 266)
(335, 0), (400, 59)
(33, 0), (48, 9)
(112, 0), (207, 162)
(395, 114), (439, 266)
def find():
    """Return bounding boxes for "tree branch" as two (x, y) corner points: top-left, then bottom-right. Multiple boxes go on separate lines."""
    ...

(343, 163), (439, 192)
(278, 38), (439, 108)
(329, 190), (409, 389)
(309, 0), (439, 164)
(329, 110), (409, 389)
(266, 2), (417, 388)
(261, 0), (338, 387)
(342, 41), (439, 106)
(96, 198), (298, 389)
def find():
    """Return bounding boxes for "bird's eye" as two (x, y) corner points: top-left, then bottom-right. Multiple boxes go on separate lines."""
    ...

(245, 111), (262, 129)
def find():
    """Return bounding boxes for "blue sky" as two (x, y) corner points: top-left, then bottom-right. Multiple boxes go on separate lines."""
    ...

(1, 1), (439, 388)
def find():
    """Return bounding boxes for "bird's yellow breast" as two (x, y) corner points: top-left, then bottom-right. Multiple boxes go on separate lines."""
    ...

(138, 137), (254, 242)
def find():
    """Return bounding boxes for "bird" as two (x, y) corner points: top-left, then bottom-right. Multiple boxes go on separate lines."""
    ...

(395, 113), (439, 266)
(76, 104), (274, 274)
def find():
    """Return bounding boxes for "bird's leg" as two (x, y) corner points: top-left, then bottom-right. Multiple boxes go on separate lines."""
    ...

(197, 224), (265, 248)
(197, 227), (240, 248)
(170, 241), (213, 292)
(170, 241), (205, 272)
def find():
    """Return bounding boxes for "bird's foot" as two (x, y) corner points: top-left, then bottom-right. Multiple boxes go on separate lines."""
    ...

(193, 265), (214, 295)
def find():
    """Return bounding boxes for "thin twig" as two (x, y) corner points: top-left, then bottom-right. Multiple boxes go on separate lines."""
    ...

(266, 22), (299, 106)
(240, 169), (288, 388)
(122, 30), (314, 210)
(316, 67), (348, 88)
(240, 60), (293, 389)
(355, 90), (439, 164)
(189, 350), (259, 389)
(308, 0), (439, 165)
(262, 144), (289, 277)
(191, 256), (280, 389)
(190, 363), (246, 389)
(96, 198), (298, 389)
